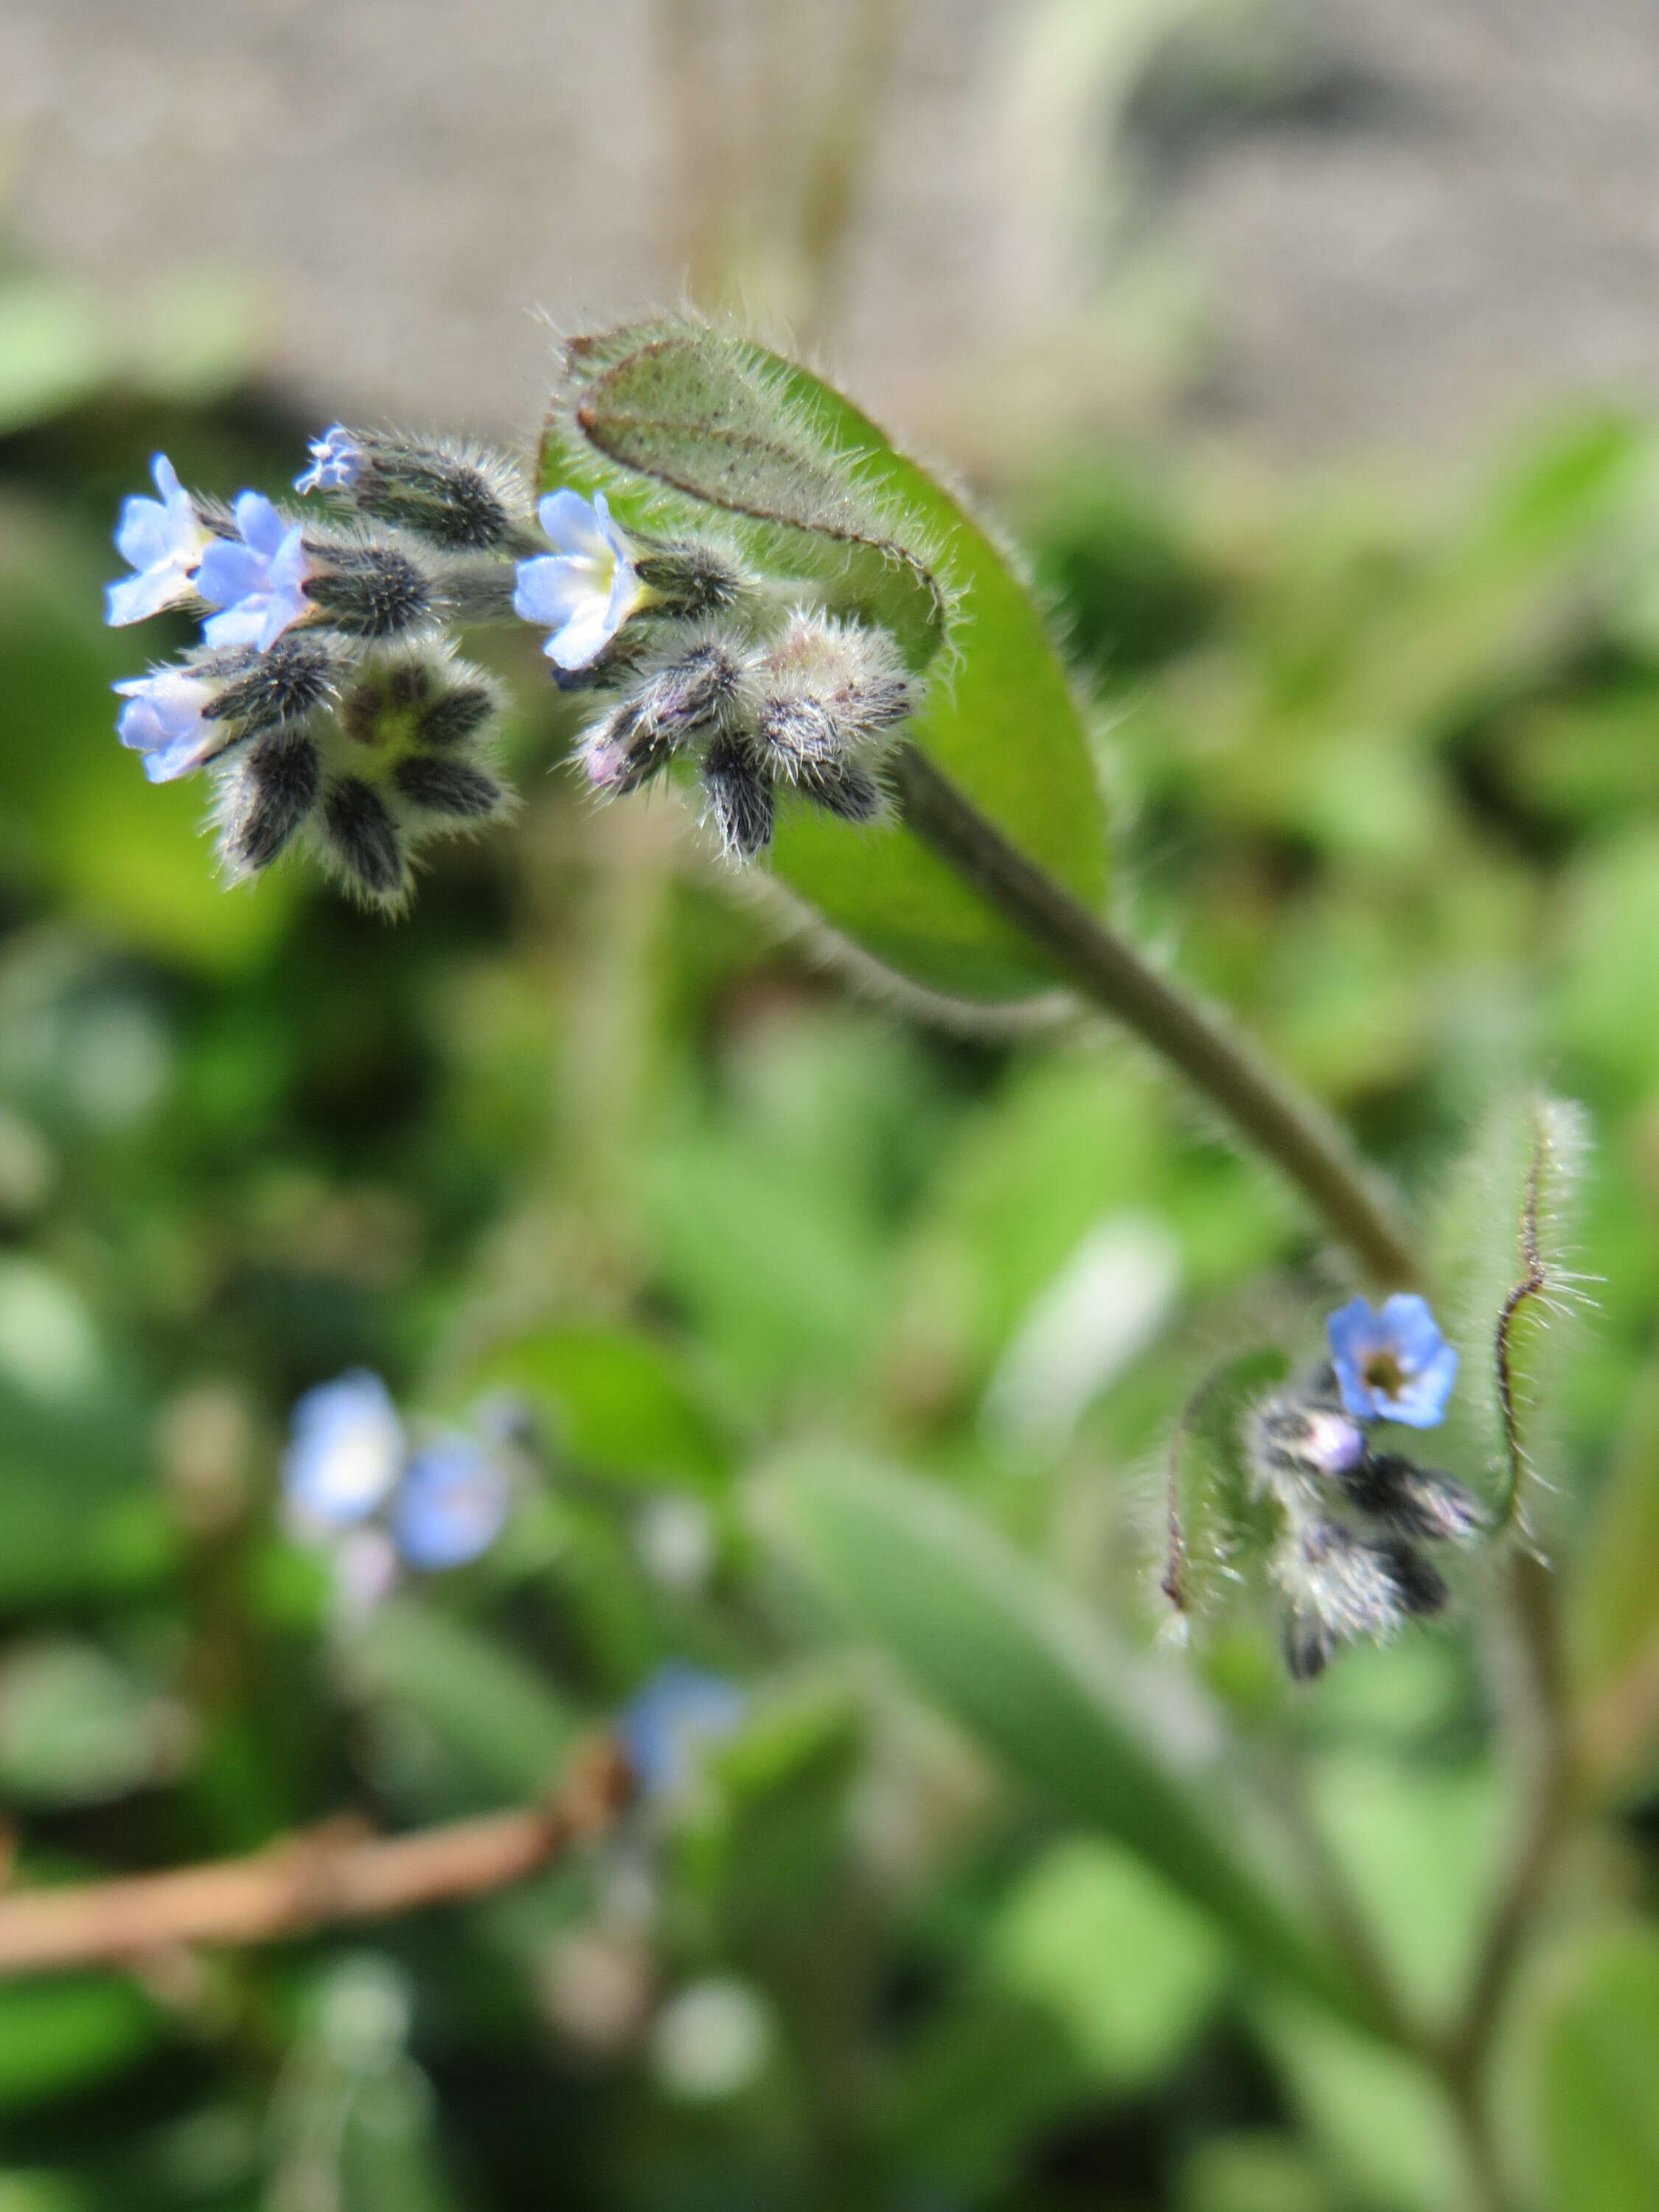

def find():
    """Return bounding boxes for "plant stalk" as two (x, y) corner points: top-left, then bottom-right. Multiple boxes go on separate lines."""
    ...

(890, 745), (1417, 1286)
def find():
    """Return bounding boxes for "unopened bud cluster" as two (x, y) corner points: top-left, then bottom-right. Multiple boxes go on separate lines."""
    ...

(105, 425), (920, 906)
(1249, 1295), (1481, 1680)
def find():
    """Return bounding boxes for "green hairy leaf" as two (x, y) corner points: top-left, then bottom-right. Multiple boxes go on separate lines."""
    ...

(1432, 1091), (1590, 1533)
(547, 319), (1110, 1005)
(774, 1450), (1383, 2034)
(1161, 1346), (1289, 1639)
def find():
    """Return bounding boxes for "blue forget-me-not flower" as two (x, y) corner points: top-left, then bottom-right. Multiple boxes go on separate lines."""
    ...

(105, 453), (212, 627)
(282, 1370), (511, 1598)
(621, 1663), (745, 1798)
(512, 490), (646, 669)
(114, 665), (232, 785)
(1326, 1293), (1459, 1428)
(295, 425), (364, 496)
(195, 492), (314, 651)
(283, 1370), (406, 1530)
(390, 1436), (510, 1571)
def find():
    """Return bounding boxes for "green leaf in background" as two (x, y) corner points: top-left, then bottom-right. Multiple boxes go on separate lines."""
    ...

(774, 1451), (1379, 2033)
(351, 1598), (578, 1802)
(988, 1835), (1226, 2089)
(0, 1977), (159, 2110)
(1252, 1998), (1460, 2212)
(1536, 1926), (1659, 2212)
(475, 1324), (733, 1493)
(0, 1638), (181, 1808)
(549, 319), (1109, 1004)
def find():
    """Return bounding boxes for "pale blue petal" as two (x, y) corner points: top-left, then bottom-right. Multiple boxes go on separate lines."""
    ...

(547, 599), (616, 669)
(512, 553), (585, 627)
(232, 490), (288, 560)
(201, 604), (268, 649)
(537, 488), (610, 559)
(114, 495), (172, 573)
(195, 538), (268, 610)
(105, 566), (176, 626)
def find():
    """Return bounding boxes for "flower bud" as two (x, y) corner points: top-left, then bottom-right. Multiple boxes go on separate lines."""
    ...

(302, 540), (439, 641)
(298, 428), (531, 554)
(578, 639), (743, 796)
(218, 728), (323, 877)
(700, 733), (774, 860)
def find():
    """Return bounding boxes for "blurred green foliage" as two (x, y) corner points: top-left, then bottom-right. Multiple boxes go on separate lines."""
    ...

(5, 288), (1659, 2212)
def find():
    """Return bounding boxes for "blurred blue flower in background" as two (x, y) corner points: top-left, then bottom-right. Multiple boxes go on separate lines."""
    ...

(283, 1370), (406, 1529)
(622, 1662), (745, 1798)
(105, 453), (211, 627)
(512, 490), (644, 669)
(295, 425), (364, 495)
(195, 492), (313, 650)
(1326, 1293), (1459, 1427)
(390, 1436), (510, 1571)
(282, 1374), (512, 1608)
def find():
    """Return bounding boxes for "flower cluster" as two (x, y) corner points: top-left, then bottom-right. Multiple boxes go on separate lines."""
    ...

(106, 436), (526, 906)
(282, 1370), (512, 1615)
(1248, 1296), (1480, 1680)
(105, 423), (920, 904)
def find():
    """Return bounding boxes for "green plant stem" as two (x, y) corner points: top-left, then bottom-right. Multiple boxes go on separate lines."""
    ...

(1455, 1545), (1580, 2074)
(889, 745), (1417, 1286)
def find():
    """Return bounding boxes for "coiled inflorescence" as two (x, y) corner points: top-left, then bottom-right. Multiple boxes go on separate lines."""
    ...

(105, 424), (921, 907)
(1248, 1296), (1481, 1680)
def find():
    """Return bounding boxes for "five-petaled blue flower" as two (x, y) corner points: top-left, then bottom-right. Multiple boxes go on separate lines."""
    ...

(295, 425), (363, 496)
(195, 491), (313, 651)
(283, 1370), (406, 1530)
(1326, 1293), (1459, 1428)
(113, 664), (231, 785)
(512, 490), (646, 670)
(621, 1663), (745, 1798)
(390, 1436), (510, 1571)
(105, 453), (212, 627)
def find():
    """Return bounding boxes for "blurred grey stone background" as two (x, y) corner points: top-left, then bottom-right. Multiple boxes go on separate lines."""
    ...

(4, 0), (1658, 471)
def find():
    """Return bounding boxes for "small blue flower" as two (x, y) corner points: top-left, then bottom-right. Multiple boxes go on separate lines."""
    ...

(621, 1663), (745, 1798)
(389, 1436), (509, 1571)
(1326, 1294), (1459, 1429)
(512, 490), (646, 670)
(295, 425), (363, 497)
(113, 664), (228, 783)
(283, 1370), (406, 1528)
(195, 492), (313, 651)
(105, 453), (212, 627)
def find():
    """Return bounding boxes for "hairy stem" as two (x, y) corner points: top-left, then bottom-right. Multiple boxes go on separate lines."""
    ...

(0, 1739), (629, 1978)
(890, 745), (1417, 1285)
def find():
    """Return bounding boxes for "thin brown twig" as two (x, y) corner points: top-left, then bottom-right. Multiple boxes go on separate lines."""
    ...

(0, 1739), (630, 1980)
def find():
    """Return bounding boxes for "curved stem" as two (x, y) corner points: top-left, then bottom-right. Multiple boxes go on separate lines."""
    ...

(0, 1739), (629, 1978)
(890, 745), (1417, 1286)
(1455, 1546), (1579, 2070)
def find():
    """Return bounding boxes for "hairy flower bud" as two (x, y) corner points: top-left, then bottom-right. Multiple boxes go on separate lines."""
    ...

(298, 428), (532, 554)
(578, 639), (743, 796)
(631, 539), (747, 622)
(746, 610), (915, 779)
(301, 540), (440, 641)
(700, 732), (774, 860)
